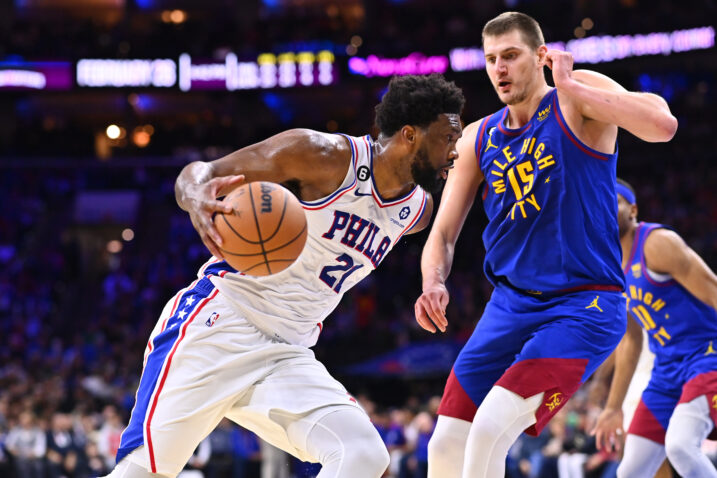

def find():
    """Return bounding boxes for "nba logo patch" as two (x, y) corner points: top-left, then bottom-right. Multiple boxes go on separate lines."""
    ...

(631, 263), (642, 278)
(205, 312), (220, 327)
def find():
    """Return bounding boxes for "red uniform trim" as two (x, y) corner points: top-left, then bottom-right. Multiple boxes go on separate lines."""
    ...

(627, 399), (667, 444)
(495, 358), (588, 436)
(437, 368), (478, 422)
(145, 288), (219, 473)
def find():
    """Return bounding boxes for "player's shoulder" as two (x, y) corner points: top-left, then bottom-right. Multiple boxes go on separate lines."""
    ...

(276, 128), (354, 165)
(644, 227), (684, 253)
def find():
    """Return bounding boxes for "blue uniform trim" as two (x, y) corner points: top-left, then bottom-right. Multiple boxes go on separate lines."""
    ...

(116, 277), (216, 464)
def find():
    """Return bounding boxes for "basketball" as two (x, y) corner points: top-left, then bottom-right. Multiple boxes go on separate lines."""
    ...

(215, 181), (308, 276)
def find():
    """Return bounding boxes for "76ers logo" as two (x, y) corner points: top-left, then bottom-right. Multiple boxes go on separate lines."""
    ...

(399, 206), (411, 220)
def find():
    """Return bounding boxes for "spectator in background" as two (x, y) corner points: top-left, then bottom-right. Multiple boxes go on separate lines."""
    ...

(5, 410), (46, 478)
(178, 437), (212, 478)
(46, 411), (86, 478)
(231, 423), (262, 478)
(259, 439), (290, 478)
(95, 404), (124, 471)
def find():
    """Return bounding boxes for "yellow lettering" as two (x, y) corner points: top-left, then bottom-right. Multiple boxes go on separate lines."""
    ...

(503, 146), (516, 163)
(520, 138), (530, 155)
(631, 305), (656, 330)
(528, 137), (536, 155)
(490, 170), (504, 177)
(511, 201), (527, 220)
(652, 299), (666, 312)
(533, 142), (545, 160)
(644, 292), (653, 306)
(507, 168), (523, 200)
(492, 179), (506, 194)
(537, 154), (555, 170)
(653, 326), (672, 346)
(525, 194), (541, 211)
(493, 159), (507, 170)
(638, 288), (643, 301)
(629, 285), (638, 300)
(517, 161), (535, 196)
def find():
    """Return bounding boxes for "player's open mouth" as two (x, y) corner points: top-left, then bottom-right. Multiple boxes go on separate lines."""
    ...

(440, 163), (454, 179)
(498, 80), (511, 91)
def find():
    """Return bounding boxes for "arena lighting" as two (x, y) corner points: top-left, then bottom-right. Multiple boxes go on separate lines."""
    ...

(0, 61), (72, 90)
(348, 52), (449, 77)
(77, 59), (177, 87)
(449, 26), (715, 72)
(178, 51), (336, 91)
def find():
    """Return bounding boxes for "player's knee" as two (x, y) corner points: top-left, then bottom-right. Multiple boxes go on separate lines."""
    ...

(469, 413), (503, 443)
(664, 430), (697, 473)
(324, 433), (388, 475)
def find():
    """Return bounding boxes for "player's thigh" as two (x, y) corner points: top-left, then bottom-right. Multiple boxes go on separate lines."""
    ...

(227, 349), (364, 463)
(450, 288), (533, 409)
(627, 382), (680, 443)
(132, 292), (293, 475)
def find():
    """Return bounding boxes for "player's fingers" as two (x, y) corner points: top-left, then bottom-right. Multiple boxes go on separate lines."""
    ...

(215, 175), (246, 197)
(414, 302), (437, 333)
(205, 199), (233, 214)
(615, 428), (624, 451)
(594, 428), (606, 450)
(200, 213), (225, 247)
(425, 298), (447, 332)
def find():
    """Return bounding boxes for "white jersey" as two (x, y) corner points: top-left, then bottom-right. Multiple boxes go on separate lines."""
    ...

(201, 134), (429, 347)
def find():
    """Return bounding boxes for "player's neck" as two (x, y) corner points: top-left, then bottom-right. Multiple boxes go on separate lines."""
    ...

(505, 84), (552, 129)
(372, 137), (414, 200)
(620, 224), (637, 269)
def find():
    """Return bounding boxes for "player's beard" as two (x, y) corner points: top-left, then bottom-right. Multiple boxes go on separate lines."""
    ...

(411, 145), (443, 193)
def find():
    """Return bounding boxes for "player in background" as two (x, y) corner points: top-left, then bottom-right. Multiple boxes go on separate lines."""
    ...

(592, 178), (717, 478)
(413, 11), (677, 477)
(102, 74), (464, 478)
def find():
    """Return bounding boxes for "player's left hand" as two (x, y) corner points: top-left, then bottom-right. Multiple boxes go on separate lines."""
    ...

(545, 49), (574, 89)
(414, 284), (449, 333)
(590, 407), (625, 452)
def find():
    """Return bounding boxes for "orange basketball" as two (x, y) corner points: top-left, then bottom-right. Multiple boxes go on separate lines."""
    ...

(215, 181), (308, 276)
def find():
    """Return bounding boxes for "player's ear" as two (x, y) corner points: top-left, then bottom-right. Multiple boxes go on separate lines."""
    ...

(401, 125), (417, 146)
(631, 203), (638, 222)
(536, 45), (548, 67)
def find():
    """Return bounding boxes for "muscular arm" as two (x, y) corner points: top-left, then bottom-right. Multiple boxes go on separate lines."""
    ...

(568, 70), (677, 143)
(175, 129), (350, 258)
(644, 228), (717, 311)
(547, 49), (677, 145)
(592, 314), (643, 450)
(414, 119), (484, 332)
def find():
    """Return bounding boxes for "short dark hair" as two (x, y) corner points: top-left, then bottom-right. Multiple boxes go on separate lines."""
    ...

(374, 74), (465, 137)
(482, 12), (545, 50)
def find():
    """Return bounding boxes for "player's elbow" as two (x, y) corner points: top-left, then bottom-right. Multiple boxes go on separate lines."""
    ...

(651, 113), (678, 142)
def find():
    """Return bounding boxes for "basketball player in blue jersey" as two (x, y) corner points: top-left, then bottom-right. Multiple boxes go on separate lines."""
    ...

(592, 178), (717, 478)
(102, 74), (464, 478)
(413, 12), (678, 477)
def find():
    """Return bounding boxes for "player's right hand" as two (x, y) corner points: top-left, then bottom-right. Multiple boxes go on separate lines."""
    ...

(414, 284), (449, 333)
(591, 407), (625, 452)
(185, 174), (245, 259)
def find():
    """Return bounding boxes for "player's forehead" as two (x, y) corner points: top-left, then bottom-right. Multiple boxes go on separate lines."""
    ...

(483, 29), (531, 55)
(426, 113), (462, 136)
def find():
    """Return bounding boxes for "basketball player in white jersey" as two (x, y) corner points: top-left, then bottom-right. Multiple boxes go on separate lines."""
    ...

(103, 74), (465, 478)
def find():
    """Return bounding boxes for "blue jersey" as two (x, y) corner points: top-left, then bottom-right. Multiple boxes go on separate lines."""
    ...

(476, 88), (623, 294)
(624, 222), (717, 368)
